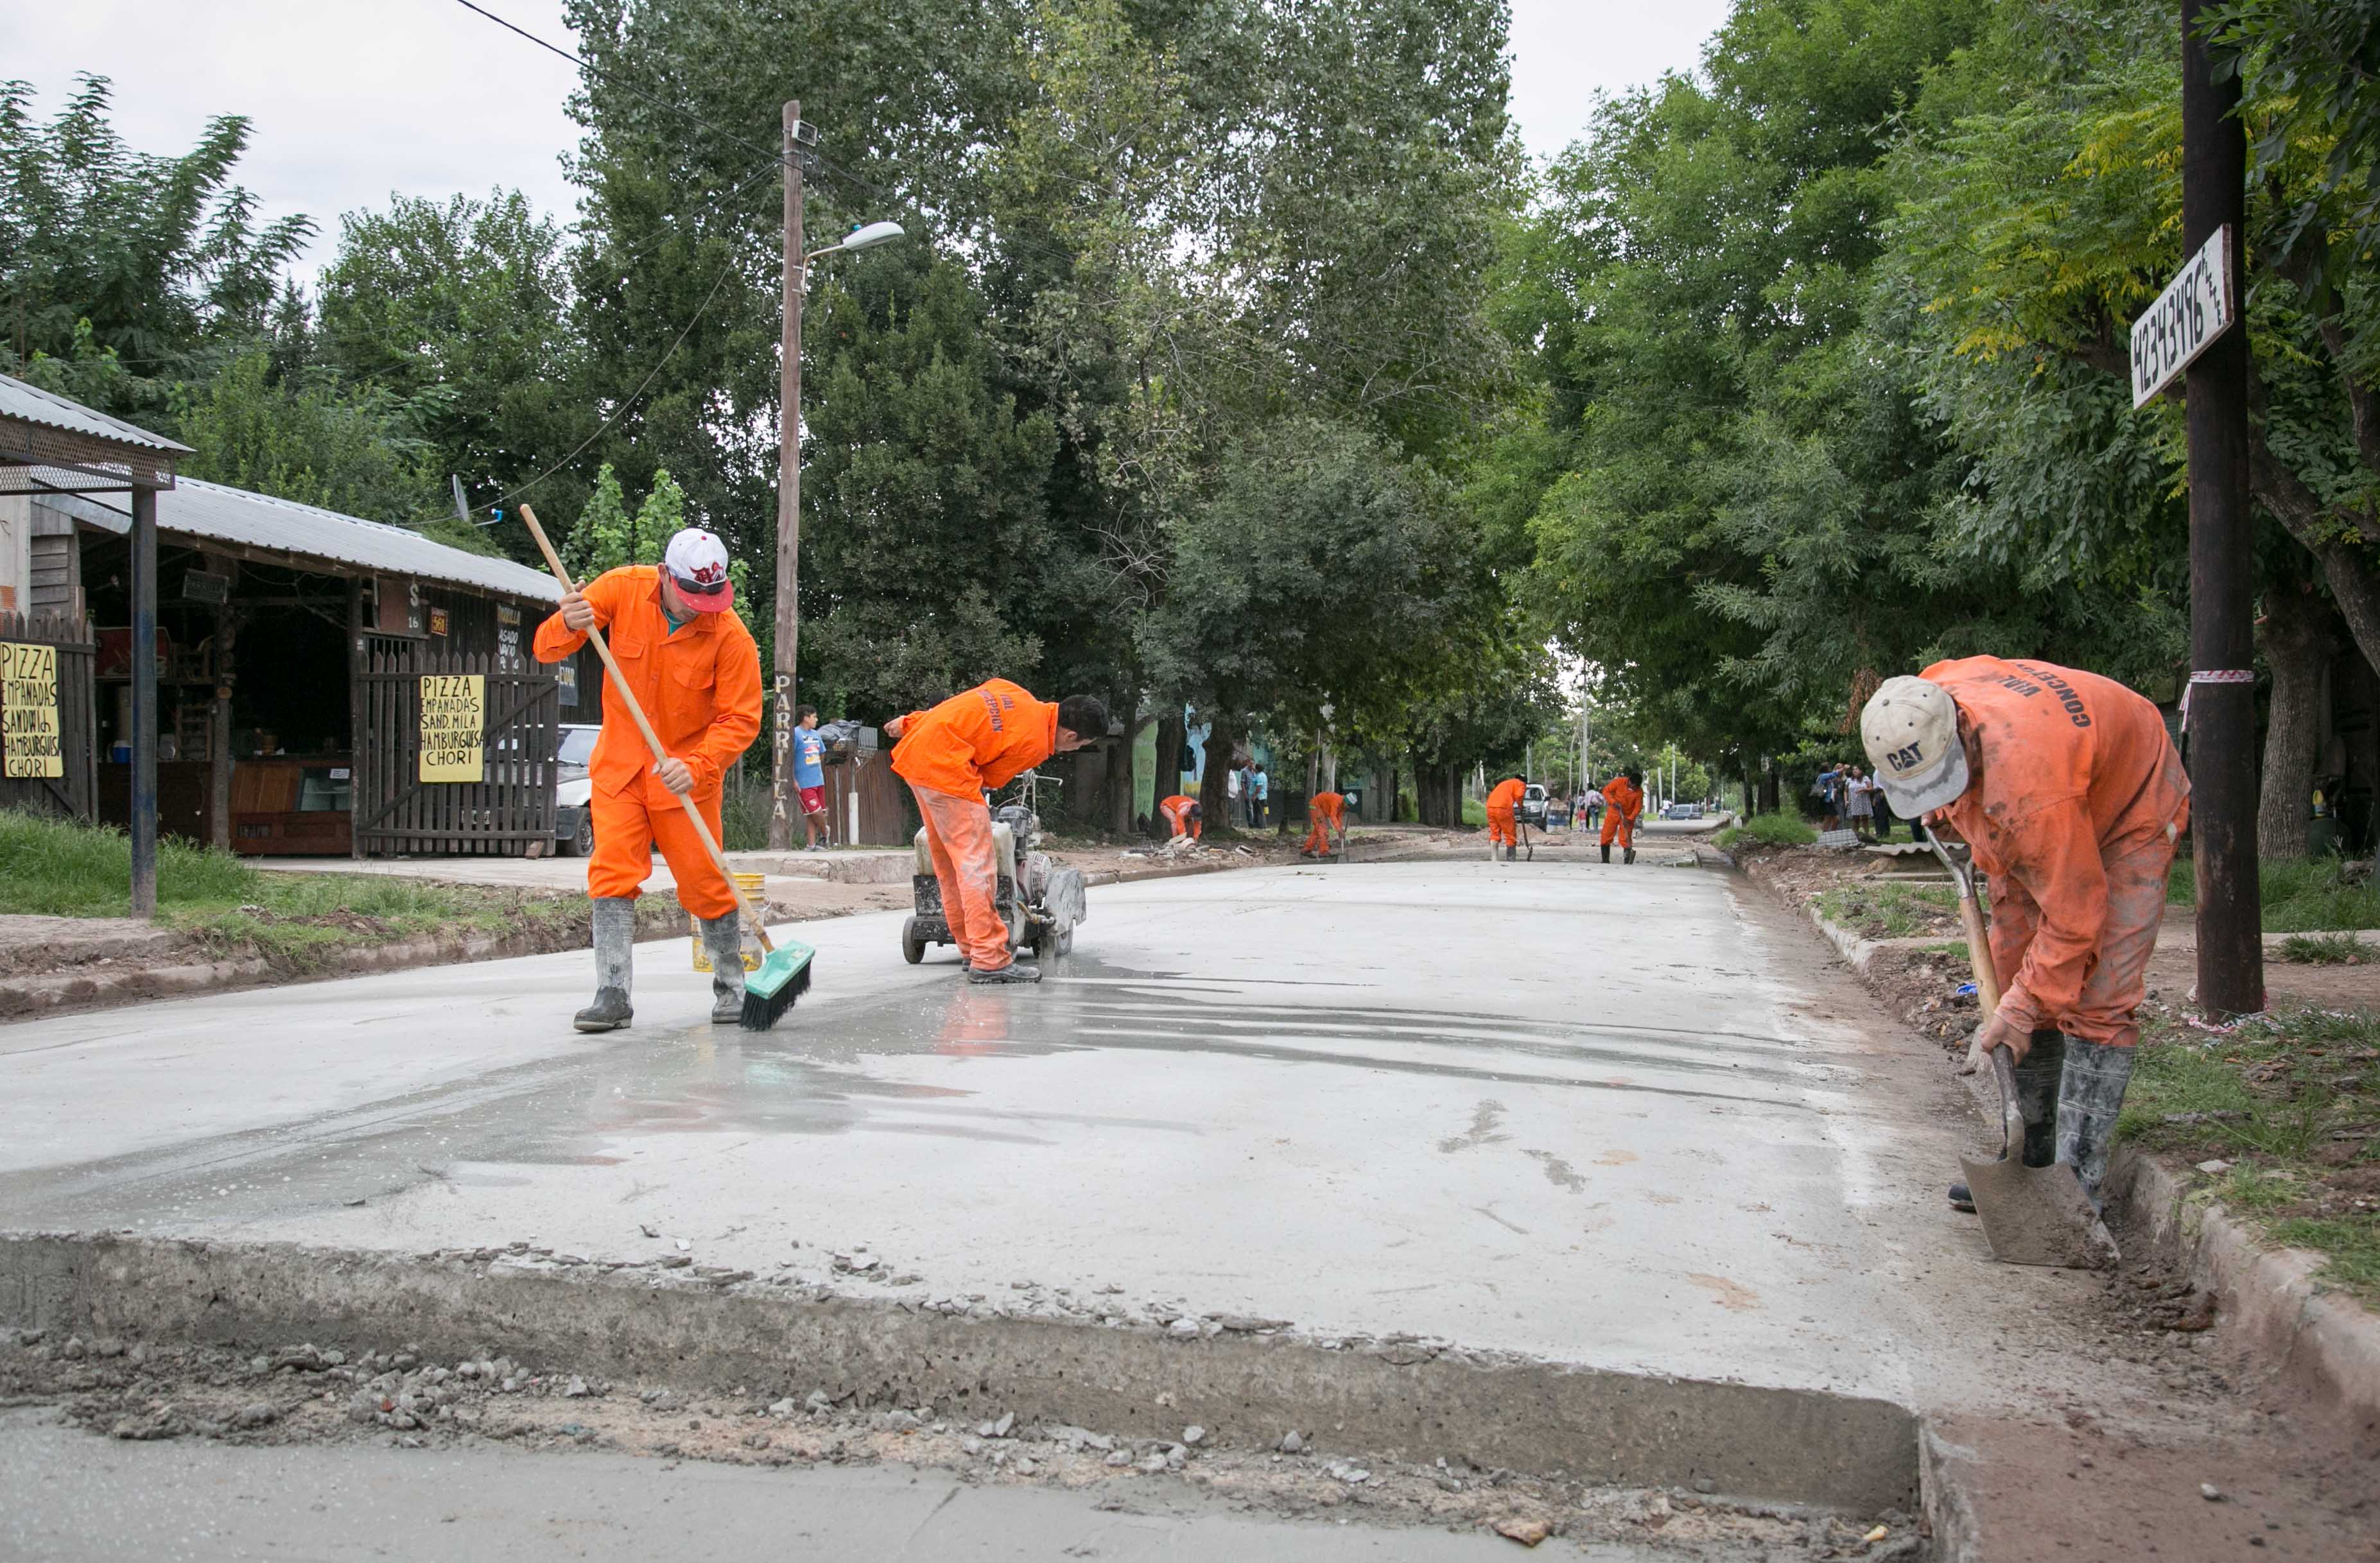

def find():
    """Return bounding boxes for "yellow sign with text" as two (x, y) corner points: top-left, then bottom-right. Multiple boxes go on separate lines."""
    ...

(1, 641), (64, 779)
(419, 673), (485, 782)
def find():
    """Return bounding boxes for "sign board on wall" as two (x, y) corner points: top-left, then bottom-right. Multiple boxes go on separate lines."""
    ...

(0, 640), (62, 778)
(418, 673), (485, 782)
(2131, 225), (2235, 408)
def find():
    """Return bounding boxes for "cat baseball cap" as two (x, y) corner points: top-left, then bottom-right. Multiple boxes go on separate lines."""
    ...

(1861, 675), (1970, 816)
(663, 528), (734, 612)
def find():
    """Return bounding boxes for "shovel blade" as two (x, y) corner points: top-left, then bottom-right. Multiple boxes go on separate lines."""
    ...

(1959, 1155), (2119, 1269)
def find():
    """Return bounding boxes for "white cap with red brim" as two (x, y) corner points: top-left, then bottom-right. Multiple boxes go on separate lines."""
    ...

(663, 528), (734, 612)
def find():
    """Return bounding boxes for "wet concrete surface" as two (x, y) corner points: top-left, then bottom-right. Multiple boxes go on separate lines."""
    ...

(0, 1406), (1626, 1562)
(0, 855), (2168, 1422)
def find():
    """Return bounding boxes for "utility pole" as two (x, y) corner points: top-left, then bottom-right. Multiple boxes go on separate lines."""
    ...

(769, 99), (806, 851)
(2181, 0), (2263, 1014)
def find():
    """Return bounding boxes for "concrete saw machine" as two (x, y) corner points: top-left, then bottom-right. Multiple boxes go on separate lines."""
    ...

(901, 788), (1086, 965)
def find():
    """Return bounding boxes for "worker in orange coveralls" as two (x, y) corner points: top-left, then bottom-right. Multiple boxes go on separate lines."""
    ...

(1300, 790), (1346, 858)
(884, 680), (1109, 985)
(1158, 793), (1203, 842)
(1484, 775), (1526, 861)
(535, 529), (761, 1033)
(1861, 659), (2190, 1206)
(1599, 769), (1644, 863)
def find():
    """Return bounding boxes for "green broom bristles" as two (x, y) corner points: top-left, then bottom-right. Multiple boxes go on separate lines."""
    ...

(739, 941), (814, 1031)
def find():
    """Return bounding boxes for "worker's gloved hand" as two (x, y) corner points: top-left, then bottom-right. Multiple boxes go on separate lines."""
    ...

(656, 756), (695, 795)
(1973, 1008), (2029, 1066)
(560, 589), (595, 632)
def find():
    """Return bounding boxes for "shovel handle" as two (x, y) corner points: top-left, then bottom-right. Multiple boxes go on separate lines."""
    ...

(516, 504), (774, 953)
(1989, 1045), (2024, 1159)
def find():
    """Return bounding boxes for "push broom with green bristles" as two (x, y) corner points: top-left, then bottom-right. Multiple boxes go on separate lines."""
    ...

(517, 505), (813, 1030)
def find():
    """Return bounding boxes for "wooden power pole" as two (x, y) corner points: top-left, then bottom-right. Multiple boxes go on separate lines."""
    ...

(2181, 0), (2263, 1014)
(769, 99), (805, 851)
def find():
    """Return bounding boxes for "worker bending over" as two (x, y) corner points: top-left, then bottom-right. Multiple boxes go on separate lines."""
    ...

(885, 680), (1108, 985)
(1861, 659), (2189, 1204)
(1301, 790), (1346, 858)
(1158, 793), (1203, 842)
(1599, 768), (1644, 863)
(1484, 775), (1525, 860)
(535, 529), (761, 1033)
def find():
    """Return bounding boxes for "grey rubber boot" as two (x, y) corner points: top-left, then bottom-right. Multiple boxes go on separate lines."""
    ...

(2012, 1028), (2066, 1167)
(574, 897), (636, 1033)
(968, 962), (1041, 985)
(699, 912), (745, 1023)
(2056, 1035), (2137, 1203)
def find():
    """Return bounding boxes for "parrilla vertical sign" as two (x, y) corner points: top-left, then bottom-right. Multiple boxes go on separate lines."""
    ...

(419, 673), (485, 783)
(2130, 225), (2235, 408)
(0, 641), (63, 779)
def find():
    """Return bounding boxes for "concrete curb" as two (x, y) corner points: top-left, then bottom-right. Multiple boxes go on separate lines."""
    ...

(0, 1231), (1918, 1514)
(0, 902), (686, 1020)
(2106, 1146), (2380, 1428)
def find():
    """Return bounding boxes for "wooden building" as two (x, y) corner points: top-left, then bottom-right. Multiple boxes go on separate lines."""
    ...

(17, 478), (602, 858)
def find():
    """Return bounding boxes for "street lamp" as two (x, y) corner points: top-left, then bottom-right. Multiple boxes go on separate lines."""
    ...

(770, 99), (908, 851)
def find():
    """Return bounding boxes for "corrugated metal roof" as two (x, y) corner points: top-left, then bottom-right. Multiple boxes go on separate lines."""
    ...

(0, 372), (193, 456)
(48, 479), (560, 601)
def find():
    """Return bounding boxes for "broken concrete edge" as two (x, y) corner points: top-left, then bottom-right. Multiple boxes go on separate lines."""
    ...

(1728, 846), (2380, 1445)
(0, 1231), (1920, 1516)
(2107, 1144), (2380, 1431)
(1915, 1426), (1984, 1563)
(0, 901), (688, 1021)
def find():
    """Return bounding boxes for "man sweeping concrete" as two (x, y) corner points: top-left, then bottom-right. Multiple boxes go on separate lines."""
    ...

(534, 528), (762, 1032)
(1484, 775), (1526, 861)
(882, 680), (1108, 985)
(1861, 659), (2189, 1212)
(1599, 768), (1644, 863)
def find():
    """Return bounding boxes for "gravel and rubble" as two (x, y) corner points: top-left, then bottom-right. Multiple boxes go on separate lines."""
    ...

(0, 1325), (1918, 1559)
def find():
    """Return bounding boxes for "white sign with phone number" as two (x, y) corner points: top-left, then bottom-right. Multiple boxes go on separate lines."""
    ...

(2130, 225), (2235, 408)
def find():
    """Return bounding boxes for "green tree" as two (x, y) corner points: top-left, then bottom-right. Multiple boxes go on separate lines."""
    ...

(564, 463), (634, 577)
(632, 467), (684, 564)
(172, 349), (440, 526)
(316, 189), (593, 539)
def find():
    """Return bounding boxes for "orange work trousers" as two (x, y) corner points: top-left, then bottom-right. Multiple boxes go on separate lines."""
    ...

(912, 784), (1014, 972)
(1302, 807), (1342, 854)
(1486, 806), (1517, 847)
(1986, 825), (2177, 1049)
(1599, 811), (1635, 851)
(587, 785), (734, 920)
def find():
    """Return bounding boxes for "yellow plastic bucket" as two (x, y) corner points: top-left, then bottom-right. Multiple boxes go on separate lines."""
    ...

(691, 872), (769, 971)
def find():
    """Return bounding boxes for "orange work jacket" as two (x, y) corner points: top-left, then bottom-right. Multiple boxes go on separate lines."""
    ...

(890, 678), (1059, 802)
(1310, 791), (1346, 822)
(1486, 778), (1525, 813)
(1924, 655), (2190, 1037)
(531, 566), (763, 807)
(1602, 775), (1642, 821)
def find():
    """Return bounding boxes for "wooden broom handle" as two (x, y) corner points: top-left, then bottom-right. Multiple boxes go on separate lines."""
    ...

(516, 505), (772, 951)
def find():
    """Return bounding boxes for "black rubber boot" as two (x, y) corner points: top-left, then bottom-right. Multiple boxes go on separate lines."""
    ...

(699, 911), (745, 1023)
(1948, 1183), (1975, 1211)
(1623, 845), (1635, 864)
(573, 897), (636, 1032)
(2057, 1036), (2137, 1204)
(2013, 1029), (2065, 1167)
(968, 962), (1042, 985)
(1601, 843), (1611, 863)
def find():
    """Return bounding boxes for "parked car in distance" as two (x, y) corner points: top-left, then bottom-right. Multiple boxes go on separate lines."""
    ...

(555, 723), (600, 856)
(1662, 801), (1703, 820)
(1521, 782), (1550, 829)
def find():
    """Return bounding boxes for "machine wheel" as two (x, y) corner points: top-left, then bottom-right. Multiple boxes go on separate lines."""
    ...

(901, 917), (927, 965)
(1049, 926), (1073, 958)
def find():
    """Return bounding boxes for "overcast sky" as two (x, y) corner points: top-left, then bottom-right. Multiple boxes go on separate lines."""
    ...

(1, 0), (1732, 282)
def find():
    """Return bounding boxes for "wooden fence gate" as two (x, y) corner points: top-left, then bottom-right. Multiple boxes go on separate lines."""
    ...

(0, 608), (98, 823)
(352, 639), (560, 856)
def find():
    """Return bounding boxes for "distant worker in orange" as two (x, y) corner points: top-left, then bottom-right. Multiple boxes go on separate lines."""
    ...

(1301, 790), (1346, 858)
(535, 529), (761, 1033)
(1599, 768), (1644, 863)
(1484, 775), (1526, 861)
(1864, 660), (2188, 1206)
(1158, 793), (1203, 842)
(884, 681), (1109, 985)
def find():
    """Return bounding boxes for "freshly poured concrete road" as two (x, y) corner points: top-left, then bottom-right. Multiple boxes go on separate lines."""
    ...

(0, 853), (2061, 1409)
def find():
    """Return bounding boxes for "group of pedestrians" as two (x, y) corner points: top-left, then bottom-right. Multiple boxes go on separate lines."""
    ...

(1223, 760), (1271, 828)
(1816, 761), (1913, 842)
